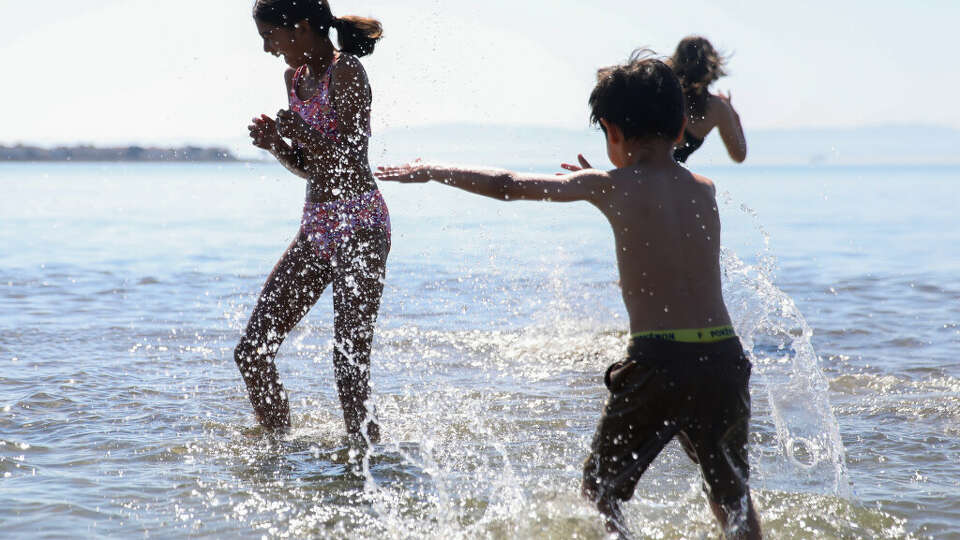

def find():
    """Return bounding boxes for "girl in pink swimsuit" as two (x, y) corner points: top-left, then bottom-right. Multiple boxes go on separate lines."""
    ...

(240, 0), (389, 442)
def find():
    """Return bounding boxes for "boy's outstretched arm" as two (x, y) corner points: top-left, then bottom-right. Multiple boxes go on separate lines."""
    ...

(375, 162), (610, 203)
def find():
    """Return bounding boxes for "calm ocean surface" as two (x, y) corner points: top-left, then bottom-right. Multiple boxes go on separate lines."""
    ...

(1, 162), (958, 539)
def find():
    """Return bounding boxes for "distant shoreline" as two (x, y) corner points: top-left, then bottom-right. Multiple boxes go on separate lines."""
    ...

(0, 144), (238, 163)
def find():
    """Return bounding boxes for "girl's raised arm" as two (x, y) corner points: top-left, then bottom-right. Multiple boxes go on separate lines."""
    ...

(714, 92), (747, 163)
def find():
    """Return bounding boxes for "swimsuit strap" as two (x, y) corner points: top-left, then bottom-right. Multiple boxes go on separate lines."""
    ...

(325, 54), (341, 78)
(685, 129), (702, 144)
(673, 129), (706, 163)
(288, 55), (349, 140)
(322, 54), (341, 99)
(290, 65), (308, 101)
(291, 56), (340, 102)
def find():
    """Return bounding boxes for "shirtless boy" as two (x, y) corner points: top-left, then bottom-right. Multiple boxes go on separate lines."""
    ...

(375, 52), (761, 539)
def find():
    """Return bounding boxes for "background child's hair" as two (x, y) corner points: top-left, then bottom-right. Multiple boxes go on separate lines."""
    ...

(253, 0), (383, 57)
(589, 50), (685, 142)
(668, 36), (728, 120)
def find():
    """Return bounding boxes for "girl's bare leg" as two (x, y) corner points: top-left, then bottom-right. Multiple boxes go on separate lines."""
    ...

(332, 228), (390, 443)
(234, 232), (332, 430)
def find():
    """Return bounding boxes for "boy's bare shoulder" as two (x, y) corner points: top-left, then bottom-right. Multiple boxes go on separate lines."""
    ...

(575, 168), (615, 182)
(559, 168), (617, 202)
(556, 168), (616, 188)
(690, 171), (717, 198)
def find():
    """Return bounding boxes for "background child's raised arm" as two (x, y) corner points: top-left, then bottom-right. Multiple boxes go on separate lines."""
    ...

(714, 91), (747, 163)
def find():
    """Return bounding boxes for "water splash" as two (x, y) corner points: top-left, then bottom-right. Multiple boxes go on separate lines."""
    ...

(720, 192), (852, 498)
(161, 193), (855, 537)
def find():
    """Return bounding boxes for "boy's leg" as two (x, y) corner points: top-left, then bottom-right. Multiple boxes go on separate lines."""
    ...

(711, 494), (761, 540)
(678, 343), (761, 539)
(581, 357), (677, 534)
(678, 430), (761, 540)
(331, 228), (390, 444)
(234, 233), (332, 430)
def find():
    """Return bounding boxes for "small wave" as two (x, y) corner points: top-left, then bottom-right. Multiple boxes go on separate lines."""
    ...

(94, 287), (131, 296)
(820, 328), (872, 337)
(14, 391), (77, 411)
(831, 373), (903, 394)
(881, 337), (928, 348)
(831, 372), (960, 394)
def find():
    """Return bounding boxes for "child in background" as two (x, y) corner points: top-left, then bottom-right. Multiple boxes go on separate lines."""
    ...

(669, 36), (747, 164)
(375, 52), (762, 538)
(236, 0), (389, 443)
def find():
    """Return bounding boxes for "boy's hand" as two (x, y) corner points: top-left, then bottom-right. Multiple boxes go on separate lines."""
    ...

(375, 160), (431, 183)
(559, 154), (593, 174)
(248, 114), (283, 152)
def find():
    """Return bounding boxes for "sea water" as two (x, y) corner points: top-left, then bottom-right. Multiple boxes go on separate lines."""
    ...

(1, 162), (958, 538)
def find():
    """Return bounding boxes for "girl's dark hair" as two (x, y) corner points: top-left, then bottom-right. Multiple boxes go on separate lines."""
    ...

(668, 36), (727, 120)
(253, 0), (383, 57)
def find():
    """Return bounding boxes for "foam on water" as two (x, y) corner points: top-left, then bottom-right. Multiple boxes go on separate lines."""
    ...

(188, 219), (881, 538)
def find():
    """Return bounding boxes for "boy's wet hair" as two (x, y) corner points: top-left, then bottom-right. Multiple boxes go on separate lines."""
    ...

(589, 50), (685, 142)
(253, 0), (383, 57)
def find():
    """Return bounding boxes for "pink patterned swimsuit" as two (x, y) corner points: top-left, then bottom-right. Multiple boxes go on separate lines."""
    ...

(289, 54), (372, 141)
(302, 190), (390, 260)
(291, 55), (388, 260)
(289, 57), (340, 140)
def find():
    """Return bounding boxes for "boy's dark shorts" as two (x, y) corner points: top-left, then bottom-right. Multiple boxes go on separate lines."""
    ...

(582, 336), (752, 506)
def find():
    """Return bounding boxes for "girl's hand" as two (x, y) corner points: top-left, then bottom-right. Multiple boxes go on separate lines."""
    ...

(717, 90), (734, 107)
(248, 114), (283, 152)
(716, 90), (740, 117)
(375, 160), (431, 183)
(275, 109), (311, 142)
(558, 154), (593, 174)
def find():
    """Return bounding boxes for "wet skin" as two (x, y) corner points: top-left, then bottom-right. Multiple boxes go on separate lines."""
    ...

(682, 91), (748, 163)
(236, 19), (386, 443)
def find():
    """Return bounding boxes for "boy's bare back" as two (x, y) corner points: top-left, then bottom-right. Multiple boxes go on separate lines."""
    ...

(586, 163), (731, 333)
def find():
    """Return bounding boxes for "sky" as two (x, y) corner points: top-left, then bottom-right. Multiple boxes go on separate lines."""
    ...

(1, 0), (958, 147)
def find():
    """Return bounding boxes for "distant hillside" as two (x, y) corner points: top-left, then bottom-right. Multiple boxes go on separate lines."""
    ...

(8, 124), (956, 166)
(0, 144), (237, 162)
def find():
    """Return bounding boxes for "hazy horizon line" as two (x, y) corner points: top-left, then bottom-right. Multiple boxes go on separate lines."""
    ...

(3, 121), (958, 149)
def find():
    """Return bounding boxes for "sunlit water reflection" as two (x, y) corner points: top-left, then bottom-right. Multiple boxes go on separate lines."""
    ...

(1, 163), (957, 538)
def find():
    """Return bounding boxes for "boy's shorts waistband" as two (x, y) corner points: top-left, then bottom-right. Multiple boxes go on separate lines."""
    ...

(630, 325), (736, 344)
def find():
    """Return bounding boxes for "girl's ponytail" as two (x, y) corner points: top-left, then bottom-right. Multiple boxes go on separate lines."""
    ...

(253, 1), (383, 57)
(332, 16), (383, 57)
